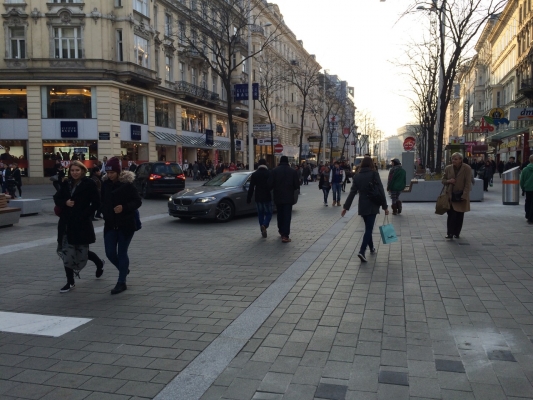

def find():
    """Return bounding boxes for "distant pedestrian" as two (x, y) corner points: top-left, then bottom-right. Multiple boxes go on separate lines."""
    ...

(268, 155), (300, 243)
(520, 155), (533, 225)
(341, 157), (389, 262)
(387, 158), (406, 215)
(312, 165), (318, 182)
(11, 162), (22, 198)
(90, 167), (103, 220)
(504, 157), (519, 172)
(101, 157), (142, 295)
(193, 161), (199, 180)
(247, 159), (272, 238)
(498, 160), (504, 177)
(302, 163), (311, 185)
(442, 152), (472, 239)
(330, 161), (344, 206)
(319, 166), (331, 206)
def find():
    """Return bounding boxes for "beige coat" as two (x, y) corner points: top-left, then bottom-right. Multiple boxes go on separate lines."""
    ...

(441, 163), (472, 213)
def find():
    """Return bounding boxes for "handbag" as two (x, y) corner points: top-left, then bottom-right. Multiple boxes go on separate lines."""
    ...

(451, 190), (464, 202)
(54, 205), (62, 217)
(435, 186), (450, 215)
(379, 216), (398, 244)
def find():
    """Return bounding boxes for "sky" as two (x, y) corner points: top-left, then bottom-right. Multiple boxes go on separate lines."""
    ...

(272, 0), (423, 137)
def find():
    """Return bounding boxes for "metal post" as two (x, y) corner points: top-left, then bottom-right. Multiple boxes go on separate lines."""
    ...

(247, 0), (254, 170)
(322, 70), (328, 163)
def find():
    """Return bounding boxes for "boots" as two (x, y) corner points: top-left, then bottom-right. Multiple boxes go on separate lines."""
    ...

(392, 204), (398, 215)
(397, 200), (402, 214)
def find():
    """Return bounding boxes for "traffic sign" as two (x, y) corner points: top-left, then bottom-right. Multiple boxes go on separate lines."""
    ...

(343, 127), (350, 138)
(274, 143), (283, 154)
(403, 136), (416, 151)
(253, 123), (276, 132)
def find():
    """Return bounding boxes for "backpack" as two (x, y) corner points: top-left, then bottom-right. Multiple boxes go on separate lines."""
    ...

(134, 209), (142, 231)
(367, 174), (383, 205)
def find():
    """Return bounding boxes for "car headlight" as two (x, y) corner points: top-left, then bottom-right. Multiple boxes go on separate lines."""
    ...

(195, 197), (216, 203)
(169, 197), (173, 202)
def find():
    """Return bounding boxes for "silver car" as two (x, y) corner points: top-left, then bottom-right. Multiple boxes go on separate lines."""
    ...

(168, 171), (298, 222)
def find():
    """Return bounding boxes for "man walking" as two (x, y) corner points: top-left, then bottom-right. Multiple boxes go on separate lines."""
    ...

(520, 155), (533, 225)
(268, 156), (300, 243)
(247, 159), (272, 238)
(387, 158), (407, 215)
(330, 161), (344, 206)
(504, 156), (519, 172)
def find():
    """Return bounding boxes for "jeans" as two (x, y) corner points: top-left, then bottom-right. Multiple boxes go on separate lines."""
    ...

(360, 214), (377, 255)
(256, 201), (273, 229)
(276, 203), (293, 238)
(322, 187), (330, 204)
(446, 204), (465, 236)
(104, 229), (134, 283)
(332, 182), (342, 202)
(525, 191), (533, 221)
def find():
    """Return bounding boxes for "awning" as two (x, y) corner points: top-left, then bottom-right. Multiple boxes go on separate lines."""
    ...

(487, 128), (527, 141)
(149, 131), (231, 150)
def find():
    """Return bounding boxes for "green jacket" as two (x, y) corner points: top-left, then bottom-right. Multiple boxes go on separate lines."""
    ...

(520, 163), (533, 191)
(387, 166), (406, 192)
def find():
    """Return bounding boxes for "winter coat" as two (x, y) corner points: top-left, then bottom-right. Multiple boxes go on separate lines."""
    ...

(387, 166), (407, 192)
(302, 166), (311, 178)
(343, 167), (388, 216)
(247, 165), (272, 203)
(11, 168), (22, 185)
(54, 177), (100, 245)
(520, 163), (533, 192)
(101, 171), (142, 233)
(504, 161), (519, 172)
(267, 161), (300, 205)
(442, 163), (472, 213)
(329, 167), (344, 184)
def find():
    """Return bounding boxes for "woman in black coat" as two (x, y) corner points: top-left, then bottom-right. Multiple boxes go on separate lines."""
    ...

(53, 161), (103, 293)
(341, 157), (389, 262)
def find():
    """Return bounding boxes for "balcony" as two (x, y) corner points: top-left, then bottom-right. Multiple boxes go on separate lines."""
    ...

(250, 24), (265, 36)
(518, 78), (533, 100)
(175, 80), (219, 106)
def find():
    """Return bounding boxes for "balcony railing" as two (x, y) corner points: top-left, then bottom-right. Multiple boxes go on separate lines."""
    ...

(175, 80), (219, 102)
(520, 78), (533, 91)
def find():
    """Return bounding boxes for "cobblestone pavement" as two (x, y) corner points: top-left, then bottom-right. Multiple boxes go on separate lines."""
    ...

(1, 172), (533, 399)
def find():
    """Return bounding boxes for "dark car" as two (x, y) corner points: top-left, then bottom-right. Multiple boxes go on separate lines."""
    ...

(168, 171), (299, 222)
(134, 162), (185, 198)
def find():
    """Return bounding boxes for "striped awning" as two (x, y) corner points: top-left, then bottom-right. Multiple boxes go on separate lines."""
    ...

(149, 131), (231, 150)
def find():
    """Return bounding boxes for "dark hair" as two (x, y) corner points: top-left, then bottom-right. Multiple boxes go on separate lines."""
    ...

(258, 158), (267, 165)
(360, 157), (375, 170)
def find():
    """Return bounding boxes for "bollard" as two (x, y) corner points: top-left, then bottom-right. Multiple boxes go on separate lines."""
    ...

(502, 166), (520, 205)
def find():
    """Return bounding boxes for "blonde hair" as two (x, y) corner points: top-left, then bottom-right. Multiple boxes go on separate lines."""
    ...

(70, 160), (88, 173)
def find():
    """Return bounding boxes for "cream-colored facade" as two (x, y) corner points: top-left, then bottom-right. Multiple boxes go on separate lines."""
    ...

(0, 0), (329, 182)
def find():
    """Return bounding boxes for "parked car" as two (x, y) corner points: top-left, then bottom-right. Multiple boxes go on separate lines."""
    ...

(134, 162), (186, 198)
(168, 171), (298, 222)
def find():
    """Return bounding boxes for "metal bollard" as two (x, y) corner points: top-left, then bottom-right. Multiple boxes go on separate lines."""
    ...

(502, 166), (520, 205)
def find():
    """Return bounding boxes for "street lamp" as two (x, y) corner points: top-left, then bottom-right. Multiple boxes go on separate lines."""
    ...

(322, 69), (329, 164)
(247, 0), (254, 170)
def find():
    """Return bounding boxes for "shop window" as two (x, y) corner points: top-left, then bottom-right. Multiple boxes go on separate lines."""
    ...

(42, 140), (98, 177)
(181, 107), (206, 133)
(0, 141), (28, 171)
(134, 35), (149, 68)
(53, 27), (82, 59)
(216, 117), (228, 137)
(0, 87), (27, 118)
(42, 86), (94, 119)
(155, 99), (176, 128)
(119, 90), (146, 124)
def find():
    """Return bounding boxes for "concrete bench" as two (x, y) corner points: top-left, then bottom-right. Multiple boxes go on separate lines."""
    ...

(400, 179), (484, 202)
(0, 207), (21, 228)
(8, 199), (43, 216)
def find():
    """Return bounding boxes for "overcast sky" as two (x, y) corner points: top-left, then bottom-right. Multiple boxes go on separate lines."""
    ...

(273, 0), (422, 137)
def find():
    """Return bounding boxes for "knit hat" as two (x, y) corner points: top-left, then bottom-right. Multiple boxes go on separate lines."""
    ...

(391, 158), (401, 166)
(105, 157), (122, 173)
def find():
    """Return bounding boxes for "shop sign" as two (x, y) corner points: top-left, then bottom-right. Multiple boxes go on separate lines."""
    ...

(509, 107), (533, 121)
(234, 83), (259, 101)
(463, 101), (469, 125)
(99, 132), (110, 140)
(257, 138), (278, 146)
(61, 121), (78, 138)
(471, 144), (488, 153)
(449, 136), (465, 144)
(505, 140), (518, 148)
(130, 125), (141, 141)
(205, 129), (214, 146)
(235, 139), (242, 151)
(253, 123), (276, 132)
(308, 135), (322, 142)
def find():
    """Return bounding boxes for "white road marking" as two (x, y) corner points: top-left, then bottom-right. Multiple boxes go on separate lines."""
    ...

(0, 311), (91, 337)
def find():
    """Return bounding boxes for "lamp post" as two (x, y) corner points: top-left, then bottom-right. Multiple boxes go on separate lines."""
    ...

(247, 0), (254, 170)
(322, 69), (329, 164)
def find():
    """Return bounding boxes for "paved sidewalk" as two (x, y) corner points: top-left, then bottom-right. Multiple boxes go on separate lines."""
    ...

(1, 172), (533, 399)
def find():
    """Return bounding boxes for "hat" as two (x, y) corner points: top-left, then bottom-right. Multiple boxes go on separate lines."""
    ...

(280, 156), (289, 164)
(391, 158), (401, 165)
(258, 158), (267, 165)
(105, 157), (122, 173)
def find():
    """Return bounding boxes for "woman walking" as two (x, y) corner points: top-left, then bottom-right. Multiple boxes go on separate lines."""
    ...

(101, 157), (142, 295)
(319, 166), (331, 206)
(54, 161), (104, 293)
(442, 152), (472, 239)
(341, 157), (389, 262)
(479, 160), (492, 192)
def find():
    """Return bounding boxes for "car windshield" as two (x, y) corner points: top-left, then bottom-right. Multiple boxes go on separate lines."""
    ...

(203, 173), (247, 187)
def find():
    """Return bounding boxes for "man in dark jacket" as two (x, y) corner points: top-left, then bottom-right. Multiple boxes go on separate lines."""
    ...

(267, 156), (300, 243)
(386, 159), (406, 215)
(247, 159), (272, 238)
(504, 157), (519, 172)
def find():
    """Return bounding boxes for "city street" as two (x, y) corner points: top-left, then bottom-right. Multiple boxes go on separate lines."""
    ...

(1, 171), (533, 400)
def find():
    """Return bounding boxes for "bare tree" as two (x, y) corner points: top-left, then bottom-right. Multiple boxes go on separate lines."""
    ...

(174, 0), (284, 163)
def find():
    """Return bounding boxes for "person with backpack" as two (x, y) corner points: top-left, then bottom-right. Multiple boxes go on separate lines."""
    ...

(341, 157), (389, 262)
(387, 158), (407, 215)
(101, 157), (142, 295)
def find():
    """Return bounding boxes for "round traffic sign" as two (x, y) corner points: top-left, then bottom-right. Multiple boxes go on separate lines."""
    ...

(403, 136), (416, 151)
(274, 143), (284, 154)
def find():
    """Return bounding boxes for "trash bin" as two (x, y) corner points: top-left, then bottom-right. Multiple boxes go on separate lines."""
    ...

(502, 166), (520, 205)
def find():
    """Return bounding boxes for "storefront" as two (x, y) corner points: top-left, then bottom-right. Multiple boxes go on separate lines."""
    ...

(0, 86), (28, 174)
(42, 140), (98, 177)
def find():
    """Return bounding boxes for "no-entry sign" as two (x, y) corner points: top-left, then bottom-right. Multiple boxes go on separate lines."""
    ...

(403, 137), (416, 151)
(274, 143), (284, 154)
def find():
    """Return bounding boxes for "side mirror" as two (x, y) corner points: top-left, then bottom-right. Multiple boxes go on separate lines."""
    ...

(244, 183), (250, 191)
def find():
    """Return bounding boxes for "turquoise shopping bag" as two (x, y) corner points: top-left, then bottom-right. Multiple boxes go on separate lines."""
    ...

(379, 216), (398, 244)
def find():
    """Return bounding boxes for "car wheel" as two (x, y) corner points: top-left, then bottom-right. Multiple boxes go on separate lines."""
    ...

(141, 184), (151, 199)
(177, 216), (192, 220)
(215, 200), (234, 222)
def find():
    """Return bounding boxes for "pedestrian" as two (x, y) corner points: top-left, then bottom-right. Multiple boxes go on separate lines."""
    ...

(193, 161), (199, 180)
(268, 155), (299, 243)
(330, 161), (344, 206)
(296, 165), (303, 186)
(11, 162), (22, 198)
(504, 156), (519, 172)
(498, 160), (504, 177)
(302, 163), (311, 185)
(101, 157), (142, 295)
(442, 152), (472, 239)
(90, 167), (103, 220)
(100, 156), (108, 175)
(53, 160), (104, 293)
(520, 155), (533, 225)
(481, 160), (493, 192)
(247, 158), (272, 238)
(387, 158), (407, 215)
(319, 166), (331, 206)
(341, 156), (389, 262)
(312, 164), (318, 182)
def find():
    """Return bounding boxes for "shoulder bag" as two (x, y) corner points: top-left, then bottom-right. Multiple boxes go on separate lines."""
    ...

(435, 186), (450, 215)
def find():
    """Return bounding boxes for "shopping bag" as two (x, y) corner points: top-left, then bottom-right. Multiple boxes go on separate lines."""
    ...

(435, 186), (450, 215)
(379, 216), (398, 244)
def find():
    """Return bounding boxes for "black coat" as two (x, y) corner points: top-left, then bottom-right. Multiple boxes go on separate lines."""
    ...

(343, 167), (388, 216)
(267, 162), (300, 205)
(101, 172), (142, 233)
(54, 177), (100, 245)
(247, 166), (271, 203)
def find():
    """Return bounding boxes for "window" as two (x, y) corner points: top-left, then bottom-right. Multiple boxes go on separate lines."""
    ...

(191, 0), (197, 11)
(134, 0), (149, 16)
(119, 90), (146, 124)
(43, 86), (94, 119)
(155, 99), (176, 128)
(212, 75), (218, 94)
(216, 117), (228, 137)
(115, 0), (122, 6)
(54, 27), (82, 59)
(179, 62), (185, 81)
(202, 72), (207, 89)
(0, 87), (27, 118)
(154, 6), (158, 29)
(165, 55), (172, 81)
(51, 0), (82, 2)
(165, 13), (172, 37)
(178, 21), (185, 44)
(155, 48), (160, 77)
(116, 30), (123, 61)
(9, 27), (25, 59)
(134, 35), (149, 68)
(181, 107), (205, 132)
(191, 67), (197, 85)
